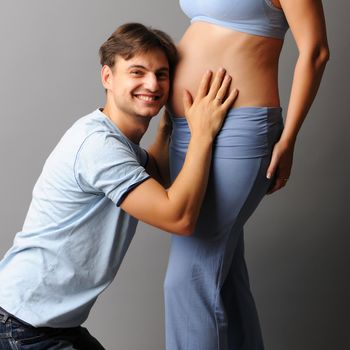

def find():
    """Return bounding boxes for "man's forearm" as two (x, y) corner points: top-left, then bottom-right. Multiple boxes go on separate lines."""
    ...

(165, 134), (213, 234)
(121, 133), (214, 236)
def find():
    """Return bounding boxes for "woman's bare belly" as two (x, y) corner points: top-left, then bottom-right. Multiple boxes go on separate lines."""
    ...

(169, 22), (284, 117)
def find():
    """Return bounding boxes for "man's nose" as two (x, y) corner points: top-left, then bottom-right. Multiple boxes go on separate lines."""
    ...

(143, 73), (159, 91)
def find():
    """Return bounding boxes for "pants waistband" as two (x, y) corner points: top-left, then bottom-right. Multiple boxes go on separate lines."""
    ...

(170, 106), (284, 159)
(0, 306), (31, 326)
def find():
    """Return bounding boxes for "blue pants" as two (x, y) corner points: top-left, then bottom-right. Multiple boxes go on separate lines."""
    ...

(164, 107), (283, 350)
(0, 307), (104, 350)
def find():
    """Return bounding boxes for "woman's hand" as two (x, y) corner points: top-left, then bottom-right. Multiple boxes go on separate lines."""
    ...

(183, 68), (238, 141)
(266, 139), (295, 194)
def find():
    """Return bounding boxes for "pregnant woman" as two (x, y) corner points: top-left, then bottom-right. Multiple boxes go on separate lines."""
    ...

(164, 1), (329, 349)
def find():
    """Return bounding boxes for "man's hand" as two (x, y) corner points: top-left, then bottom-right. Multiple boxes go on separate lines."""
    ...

(184, 68), (238, 141)
(147, 69), (238, 188)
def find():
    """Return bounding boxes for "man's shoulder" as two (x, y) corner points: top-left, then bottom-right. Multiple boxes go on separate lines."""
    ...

(72, 109), (108, 134)
(78, 109), (123, 133)
(66, 109), (125, 146)
(66, 109), (146, 167)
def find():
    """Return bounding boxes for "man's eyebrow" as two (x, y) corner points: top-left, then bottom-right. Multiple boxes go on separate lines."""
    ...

(127, 64), (169, 72)
(127, 65), (146, 70)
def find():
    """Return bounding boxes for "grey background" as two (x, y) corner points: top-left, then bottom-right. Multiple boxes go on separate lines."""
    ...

(0, 1), (348, 349)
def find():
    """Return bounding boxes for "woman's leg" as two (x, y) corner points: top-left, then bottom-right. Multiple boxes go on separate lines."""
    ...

(221, 232), (264, 350)
(165, 108), (282, 350)
(164, 155), (270, 350)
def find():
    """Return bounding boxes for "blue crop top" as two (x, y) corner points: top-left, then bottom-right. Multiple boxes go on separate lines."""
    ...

(180, 0), (289, 39)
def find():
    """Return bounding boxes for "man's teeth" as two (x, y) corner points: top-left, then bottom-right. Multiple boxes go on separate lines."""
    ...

(136, 95), (158, 101)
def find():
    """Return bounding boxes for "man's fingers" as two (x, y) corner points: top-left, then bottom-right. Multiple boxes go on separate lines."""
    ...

(221, 88), (238, 109)
(215, 75), (232, 103)
(195, 70), (212, 100)
(207, 68), (226, 99)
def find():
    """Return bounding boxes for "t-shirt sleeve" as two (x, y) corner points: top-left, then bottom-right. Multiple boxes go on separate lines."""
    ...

(74, 132), (150, 206)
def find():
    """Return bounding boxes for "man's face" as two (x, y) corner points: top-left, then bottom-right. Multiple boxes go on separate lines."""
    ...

(104, 49), (170, 120)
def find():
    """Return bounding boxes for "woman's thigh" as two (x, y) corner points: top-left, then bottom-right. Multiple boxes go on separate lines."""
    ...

(196, 155), (271, 239)
(170, 107), (283, 239)
(166, 155), (271, 292)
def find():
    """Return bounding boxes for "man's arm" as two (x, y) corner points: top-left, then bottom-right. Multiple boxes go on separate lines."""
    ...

(121, 69), (238, 235)
(146, 110), (172, 188)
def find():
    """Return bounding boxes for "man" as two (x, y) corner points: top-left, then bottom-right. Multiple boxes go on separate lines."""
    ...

(0, 23), (237, 349)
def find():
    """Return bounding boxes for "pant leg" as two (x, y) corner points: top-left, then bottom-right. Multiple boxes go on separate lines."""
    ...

(165, 108), (283, 350)
(221, 232), (264, 350)
(164, 155), (270, 350)
(164, 229), (229, 350)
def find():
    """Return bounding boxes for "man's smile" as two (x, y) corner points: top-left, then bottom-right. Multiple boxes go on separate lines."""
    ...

(133, 93), (161, 102)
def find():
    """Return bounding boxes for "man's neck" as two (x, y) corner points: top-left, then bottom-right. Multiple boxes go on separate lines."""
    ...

(101, 105), (150, 144)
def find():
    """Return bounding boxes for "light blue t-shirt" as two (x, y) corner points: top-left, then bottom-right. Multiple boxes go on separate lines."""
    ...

(0, 109), (150, 327)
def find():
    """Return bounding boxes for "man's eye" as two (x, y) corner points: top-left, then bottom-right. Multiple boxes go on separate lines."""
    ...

(130, 70), (143, 76)
(157, 72), (169, 80)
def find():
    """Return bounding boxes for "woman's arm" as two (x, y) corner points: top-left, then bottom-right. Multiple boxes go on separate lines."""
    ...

(266, 0), (330, 194)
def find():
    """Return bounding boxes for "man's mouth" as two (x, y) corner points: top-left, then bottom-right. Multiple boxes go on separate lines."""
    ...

(134, 94), (161, 102)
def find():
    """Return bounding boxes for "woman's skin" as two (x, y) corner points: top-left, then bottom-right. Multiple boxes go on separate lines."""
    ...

(169, 0), (329, 194)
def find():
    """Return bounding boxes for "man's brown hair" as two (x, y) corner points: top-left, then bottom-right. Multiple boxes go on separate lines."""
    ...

(99, 22), (178, 79)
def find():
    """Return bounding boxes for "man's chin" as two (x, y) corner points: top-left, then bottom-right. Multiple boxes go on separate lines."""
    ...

(137, 107), (163, 118)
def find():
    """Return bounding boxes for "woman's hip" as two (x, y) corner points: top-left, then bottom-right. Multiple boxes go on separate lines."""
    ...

(170, 106), (283, 160)
(169, 107), (283, 239)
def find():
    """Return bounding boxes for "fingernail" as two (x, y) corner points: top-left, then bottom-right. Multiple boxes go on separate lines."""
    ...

(266, 173), (271, 179)
(225, 75), (231, 80)
(219, 67), (226, 73)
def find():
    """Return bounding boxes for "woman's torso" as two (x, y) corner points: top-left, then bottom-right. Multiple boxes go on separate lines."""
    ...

(169, 0), (288, 116)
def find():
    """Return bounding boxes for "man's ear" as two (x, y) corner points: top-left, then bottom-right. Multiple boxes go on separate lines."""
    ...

(101, 65), (113, 91)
